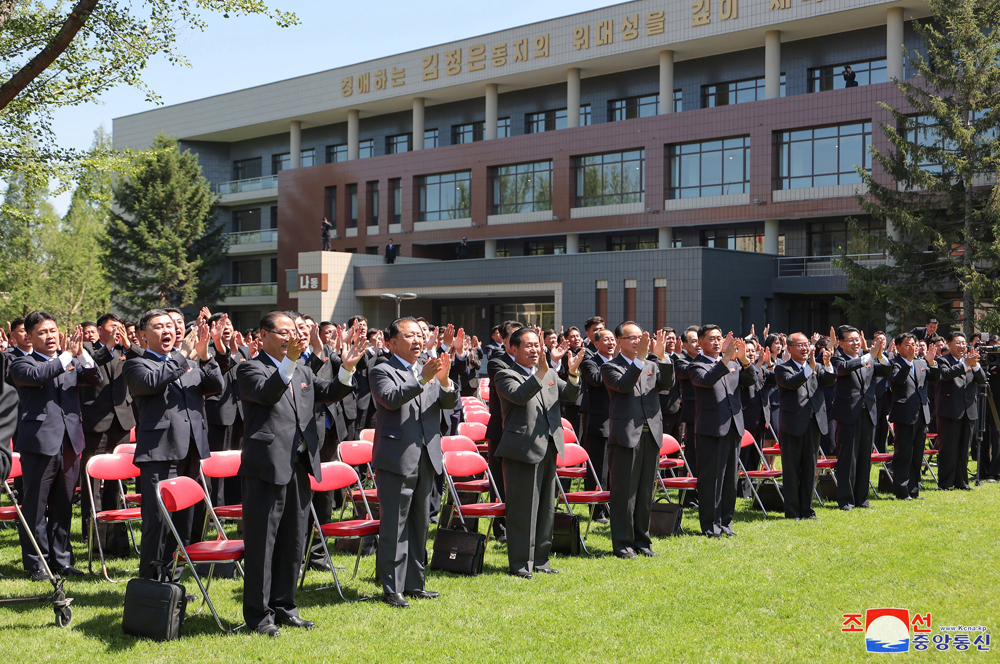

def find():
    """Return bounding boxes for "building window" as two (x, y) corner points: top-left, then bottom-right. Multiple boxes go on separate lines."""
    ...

(325, 186), (336, 223)
(808, 219), (885, 256)
(609, 94), (659, 121)
(526, 105), (592, 133)
(777, 122), (872, 189)
(347, 184), (358, 228)
(452, 122), (483, 144)
(903, 113), (994, 173)
(387, 134), (411, 154)
(231, 209), (261, 232)
(526, 237), (565, 255)
(326, 144), (348, 163)
(808, 58), (887, 92)
(624, 279), (637, 321)
(424, 129), (439, 148)
(673, 89), (682, 113)
(269, 206), (278, 229)
(231, 258), (262, 284)
(232, 157), (261, 180)
(491, 161), (553, 214)
(700, 225), (785, 254)
(272, 153), (289, 174)
(669, 136), (751, 199)
(575, 150), (645, 208)
(359, 139), (374, 159)
(300, 148), (315, 167)
(702, 75), (785, 108)
(367, 181), (380, 227)
(390, 178), (402, 223)
(609, 232), (658, 251)
(497, 117), (511, 138)
(418, 171), (471, 221)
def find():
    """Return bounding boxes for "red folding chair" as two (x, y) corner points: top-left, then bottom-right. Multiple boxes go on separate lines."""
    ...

(111, 444), (141, 505)
(337, 440), (379, 519)
(737, 431), (784, 518)
(0, 453), (20, 524)
(460, 396), (482, 408)
(478, 378), (490, 402)
(85, 453), (143, 581)
(464, 409), (490, 426)
(922, 433), (939, 483)
(300, 462), (379, 600)
(442, 451), (505, 540)
(457, 421), (489, 454)
(562, 425), (579, 445)
(870, 428), (895, 498)
(359, 429), (375, 443)
(555, 443), (610, 554)
(199, 451), (243, 538)
(659, 434), (686, 474)
(442, 435), (490, 493)
(155, 477), (245, 632)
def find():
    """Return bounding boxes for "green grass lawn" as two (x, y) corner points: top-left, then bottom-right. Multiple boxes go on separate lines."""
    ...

(0, 474), (996, 662)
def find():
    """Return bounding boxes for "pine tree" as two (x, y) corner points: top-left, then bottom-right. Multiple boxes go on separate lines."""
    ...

(835, 0), (1000, 335)
(0, 167), (58, 321)
(103, 133), (227, 318)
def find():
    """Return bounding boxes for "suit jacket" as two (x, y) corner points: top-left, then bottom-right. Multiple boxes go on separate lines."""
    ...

(688, 355), (755, 438)
(123, 351), (223, 464)
(830, 349), (894, 425)
(935, 353), (987, 420)
(305, 345), (357, 443)
(0, 352), (18, 450)
(459, 347), (483, 397)
(238, 353), (354, 485)
(582, 354), (612, 438)
(888, 355), (940, 425)
(740, 364), (770, 432)
(601, 354), (674, 448)
(9, 351), (102, 456)
(80, 341), (138, 433)
(485, 353), (513, 442)
(204, 345), (249, 427)
(385, 244), (397, 261)
(659, 352), (684, 416)
(674, 351), (697, 424)
(774, 361), (837, 437)
(369, 355), (457, 476)
(495, 364), (580, 464)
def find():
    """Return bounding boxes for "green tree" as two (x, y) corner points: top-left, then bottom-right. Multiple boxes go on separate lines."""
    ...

(103, 133), (226, 317)
(836, 0), (1000, 335)
(0, 166), (59, 321)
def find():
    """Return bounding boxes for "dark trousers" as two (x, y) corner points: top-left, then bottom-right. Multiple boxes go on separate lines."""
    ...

(937, 415), (973, 490)
(983, 411), (1000, 479)
(137, 444), (200, 581)
(502, 441), (557, 574)
(696, 429), (740, 537)
(322, 236), (332, 251)
(486, 437), (506, 536)
(81, 422), (131, 538)
(18, 444), (79, 573)
(242, 464), (311, 629)
(662, 411), (682, 442)
(891, 413), (927, 498)
(582, 432), (610, 519)
(608, 430), (658, 554)
(376, 447), (433, 595)
(779, 421), (820, 519)
(835, 414), (875, 507)
(308, 428), (345, 564)
(873, 411), (890, 453)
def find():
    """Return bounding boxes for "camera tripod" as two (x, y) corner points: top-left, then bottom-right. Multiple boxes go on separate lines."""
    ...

(972, 381), (1000, 485)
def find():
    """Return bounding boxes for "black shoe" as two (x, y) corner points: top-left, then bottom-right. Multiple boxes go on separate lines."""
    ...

(185, 593), (200, 603)
(277, 615), (314, 629)
(29, 570), (49, 582)
(403, 589), (440, 599)
(535, 566), (559, 574)
(807, 514), (819, 520)
(839, 505), (854, 511)
(383, 592), (410, 608)
(594, 516), (610, 524)
(509, 569), (532, 579)
(793, 517), (802, 521)
(308, 559), (333, 572)
(496, 534), (507, 544)
(724, 531), (737, 537)
(914, 496), (926, 500)
(613, 550), (637, 559)
(958, 485), (973, 491)
(637, 547), (656, 557)
(56, 566), (84, 577)
(858, 503), (876, 509)
(252, 624), (281, 638)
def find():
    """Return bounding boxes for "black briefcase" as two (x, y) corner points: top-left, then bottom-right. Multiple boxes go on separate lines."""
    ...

(878, 468), (894, 494)
(649, 500), (683, 536)
(551, 511), (581, 556)
(749, 482), (785, 512)
(816, 474), (838, 501)
(97, 521), (133, 559)
(122, 578), (187, 641)
(430, 527), (485, 576)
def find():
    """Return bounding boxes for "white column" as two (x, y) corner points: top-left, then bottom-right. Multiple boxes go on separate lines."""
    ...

(765, 31), (781, 100)
(659, 226), (673, 248)
(887, 7), (905, 81)
(887, 220), (901, 241)
(485, 238), (497, 258)
(347, 109), (360, 161)
(566, 233), (579, 254)
(659, 51), (674, 114)
(567, 68), (581, 128)
(289, 121), (301, 169)
(412, 97), (425, 150)
(485, 84), (499, 140)
(764, 219), (780, 255)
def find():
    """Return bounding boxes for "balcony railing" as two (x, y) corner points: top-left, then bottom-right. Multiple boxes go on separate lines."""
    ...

(220, 282), (278, 297)
(217, 175), (278, 195)
(777, 253), (888, 277)
(227, 228), (278, 245)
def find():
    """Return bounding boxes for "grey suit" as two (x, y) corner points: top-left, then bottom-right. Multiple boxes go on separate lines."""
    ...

(369, 355), (457, 595)
(495, 363), (579, 574)
(888, 355), (940, 498)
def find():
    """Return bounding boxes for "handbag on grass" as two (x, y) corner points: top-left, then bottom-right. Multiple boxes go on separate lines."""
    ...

(122, 577), (187, 641)
(551, 511), (581, 555)
(649, 499), (683, 536)
(430, 526), (485, 576)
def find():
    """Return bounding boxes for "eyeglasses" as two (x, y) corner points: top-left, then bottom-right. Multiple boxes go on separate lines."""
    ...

(789, 342), (811, 348)
(620, 335), (642, 342)
(264, 328), (293, 338)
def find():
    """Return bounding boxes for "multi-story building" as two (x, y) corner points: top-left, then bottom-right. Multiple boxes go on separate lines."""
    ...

(114, 0), (932, 337)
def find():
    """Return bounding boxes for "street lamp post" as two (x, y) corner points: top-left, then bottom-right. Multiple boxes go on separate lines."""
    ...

(381, 292), (418, 319)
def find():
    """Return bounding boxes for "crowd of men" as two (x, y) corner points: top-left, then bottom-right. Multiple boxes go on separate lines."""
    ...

(0, 308), (996, 637)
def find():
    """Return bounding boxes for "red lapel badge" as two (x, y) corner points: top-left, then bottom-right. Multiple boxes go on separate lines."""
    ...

(322, 357), (329, 361)
(548, 381), (555, 386)
(300, 382), (307, 388)
(647, 371), (653, 376)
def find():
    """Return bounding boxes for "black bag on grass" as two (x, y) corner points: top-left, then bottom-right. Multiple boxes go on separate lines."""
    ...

(122, 578), (187, 641)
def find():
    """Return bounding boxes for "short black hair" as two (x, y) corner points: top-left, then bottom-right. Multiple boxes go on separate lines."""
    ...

(319, 321), (334, 332)
(928, 319), (938, 324)
(303, 315), (315, 324)
(490, 325), (500, 336)
(661, 327), (676, 335)
(584, 316), (605, 332)
(928, 334), (944, 344)
(96, 313), (122, 327)
(124, 321), (137, 330)
(24, 311), (56, 334)
(566, 326), (581, 335)
(614, 321), (639, 338)
(208, 312), (229, 325)
(387, 316), (418, 339)
(163, 307), (182, 316)
(347, 315), (367, 328)
(81, 321), (97, 329)
(285, 310), (304, 322)
(595, 328), (615, 343)
(499, 320), (522, 340)
(543, 328), (555, 338)
(260, 311), (293, 332)
(10, 317), (25, 331)
(139, 309), (171, 331)
(836, 326), (859, 341)
(896, 332), (916, 346)
(697, 324), (721, 340)
(873, 330), (886, 338)
(509, 327), (538, 348)
(946, 331), (966, 343)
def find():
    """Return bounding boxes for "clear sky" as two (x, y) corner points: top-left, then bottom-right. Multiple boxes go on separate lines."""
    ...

(48, 0), (620, 212)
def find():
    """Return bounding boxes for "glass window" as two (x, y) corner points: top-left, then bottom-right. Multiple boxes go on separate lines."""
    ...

(526, 239), (565, 255)
(326, 144), (347, 163)
(497, 117), (511, 138)
(453, 122), (484, 144)
(777, 122), (872, 189)
(575, 150), (645, 207)
(808, 219), (885, 255)
(700, 226), (785, 254)
(347, 184), (358, 228)
(808, 59), (888, 92)
(609, 232), (658, 251)
(300, 148), (315, 167)
(491, 161), (553, 214)
(359, 139), (374, 159)
(418, 171), (471, 221)
(673, 89), (682, 113)
(325, 186), (336, 222)
(904, 112), (995, 174)
(368, 182), (380, 226)
(702, 75), (785, 108)
(526, 105), (592, 133)
(386, 134), (411, 154)
(424, 128), (439, 148)
(271, 153), (289, 174)
(390, 178), (402, 223)
(669, 136), (751, 198)
(609, 94), (659, 121)
(269, 206), (278, 229)
(231, 209), (261, 233)
(232, 157), (261, 180)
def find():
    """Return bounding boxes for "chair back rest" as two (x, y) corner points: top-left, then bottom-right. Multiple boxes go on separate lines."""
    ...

(158, 476), (205, 512)
(9, 452), (21, 480)
(740, 430), (757, 449)
(201, 450), (242, 479)
(556, 442), (589, 467)
(87, 453), (141, 482)
(441, 435), (478, 453)
(359, 429), (375, 443)
(465, 409), (490, 426)
(443, 451), (488, 478)
(562, 426), (579, 445)
(560, 417), (573, 429)
(457, 421), (487, 442)
(338, 440), (373, 465)
(113, 443), (136, 455)
(129, 427), (136, 443)
(660, 434), (681, 457)
(309, 461), (361, 492)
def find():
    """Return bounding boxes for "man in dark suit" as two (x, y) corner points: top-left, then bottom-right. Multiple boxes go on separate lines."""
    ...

(675, 326), (701, 507)
(687, 325), (755, 538)
(658, 327), (683, 441)
(559, 326), (587, 437)
(738, 337), (770, 477)
(602, 324), (673, 558)
(774, 333), (836, 520)
(484, 325), (504, 361)
(237, 311), (362, 635)
(9, 312), (101, 578)
(830, 326), (892, 510)
(580, 329), (617, 522)
(123, 310), (223, 583)
(909, 319), (938, 343)
(889, 333), (940, 499)
(5, 317), (32, 358)
(484, 320), (523, 541)
(385, 239), (397, 264)
(935, 331), (986, 491)
(369, 317), (456, 608)
(495, 328), (583, 578)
